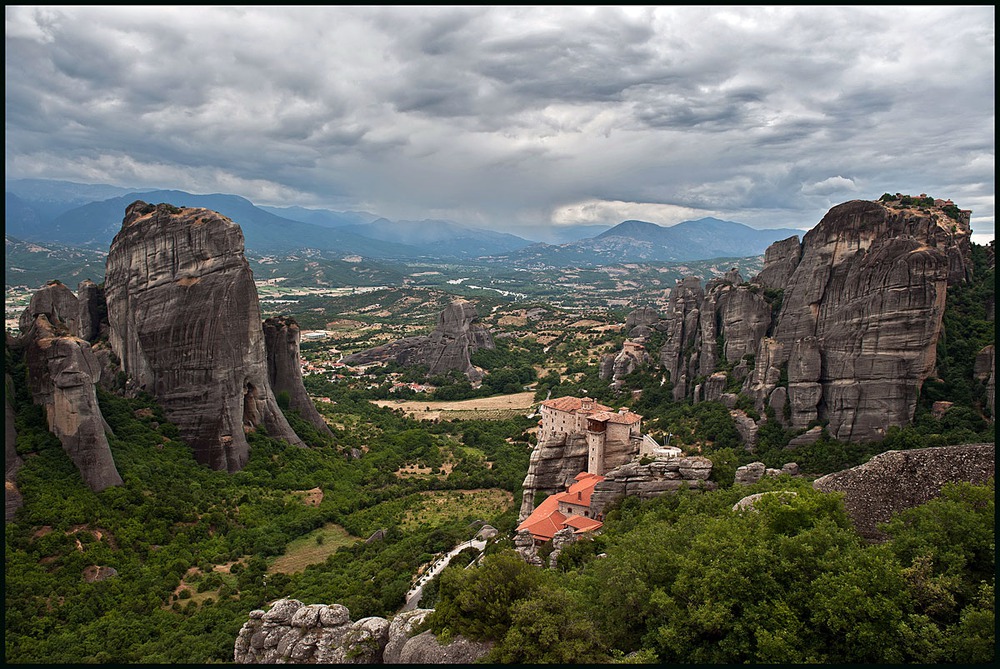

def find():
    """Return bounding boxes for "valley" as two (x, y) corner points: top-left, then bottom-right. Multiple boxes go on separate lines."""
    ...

(4, 193), (995, 665)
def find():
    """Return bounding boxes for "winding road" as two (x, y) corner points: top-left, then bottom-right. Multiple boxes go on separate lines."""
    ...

(401, 538), (486, 611)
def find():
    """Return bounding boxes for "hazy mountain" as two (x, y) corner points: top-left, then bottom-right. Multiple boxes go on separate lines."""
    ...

(488, 217), (804, 266)
(257, 205), (380, 228)
(6, 181), (528, 259)
(5, 178), (157, 224)
(23, 190), (421, 257)
(342, 218), (534, 257)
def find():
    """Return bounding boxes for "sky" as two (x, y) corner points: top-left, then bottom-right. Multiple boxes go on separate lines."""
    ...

(4, 6), (995, 242)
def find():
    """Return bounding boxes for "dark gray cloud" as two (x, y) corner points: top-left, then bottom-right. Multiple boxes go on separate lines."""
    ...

(4, 6), (994, 240)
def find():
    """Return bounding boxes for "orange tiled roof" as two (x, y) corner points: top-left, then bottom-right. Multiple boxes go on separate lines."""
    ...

(588, 410), (642, 425)
(540, 396), (612, 414)
(556, 472), (603, 508)
(517, 472), (605, 542)
(563, 515), (603, 533)
(516, 494), (565, 542)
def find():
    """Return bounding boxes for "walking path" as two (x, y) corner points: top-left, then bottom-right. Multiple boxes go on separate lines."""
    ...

(401, 538), (486, 611)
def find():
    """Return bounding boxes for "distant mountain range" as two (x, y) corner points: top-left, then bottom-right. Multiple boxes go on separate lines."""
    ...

(5, 179), (804, 268)
(488, 218), (804, 266)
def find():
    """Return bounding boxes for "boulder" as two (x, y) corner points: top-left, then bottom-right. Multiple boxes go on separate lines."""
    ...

(732, 491), (798, 512)
(383, 609), (432, 664)
(397, 630), (493, 664)
(734, 461), (766, 486)
(787, 426), (823, 450)
(812, 443), (994, 541)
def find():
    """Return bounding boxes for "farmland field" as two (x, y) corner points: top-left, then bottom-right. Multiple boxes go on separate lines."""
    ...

(268, 523), (358, 574)
(372, 391), (537, 420)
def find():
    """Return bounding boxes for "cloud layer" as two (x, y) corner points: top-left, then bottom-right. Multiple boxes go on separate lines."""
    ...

(5, 6), (995, 238)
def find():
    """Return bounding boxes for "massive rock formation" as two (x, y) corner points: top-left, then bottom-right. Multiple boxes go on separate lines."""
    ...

(651, 197), (973, 444)
(263, 316), (333, 437)
(341, 299), (494, 382)
(233, 599), (491, 664)
(20, 310), (123, 492)
(757, 199), (970, 441)
(813, 443), (994, 541)
(104, 201), (303, 472)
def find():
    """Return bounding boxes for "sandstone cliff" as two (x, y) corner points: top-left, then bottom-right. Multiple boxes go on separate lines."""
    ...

(263, 316), (333, 437)
(812, 442), (994, 541)
(77, 279), (107, 343)
(589, 456), (716, 517)
(651, 197), (973, 443)
(757, 199), (968, 441)
(341, 299), (495, 382)
(21, 312), (123, 492)
(104, 201), (303, 472)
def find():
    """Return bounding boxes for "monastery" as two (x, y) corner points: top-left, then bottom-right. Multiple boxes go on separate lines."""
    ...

(519, 395), (676, 543)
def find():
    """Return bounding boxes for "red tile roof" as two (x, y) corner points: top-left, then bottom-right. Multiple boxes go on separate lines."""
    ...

(588, 410), (642, 425)
(563, 515), (604, 533)
(516, 472), (605, 542)
(540, 396), (612, 414)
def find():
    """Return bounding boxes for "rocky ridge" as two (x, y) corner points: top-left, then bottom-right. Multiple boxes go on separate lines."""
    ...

(601, 197), (977, 443)
(341, 300), (494, 382)
(233, 599), (491, 664)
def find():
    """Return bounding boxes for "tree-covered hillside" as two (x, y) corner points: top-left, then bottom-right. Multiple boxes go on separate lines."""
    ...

(4, 347), (530, 663)
(425, 478), (994, 664)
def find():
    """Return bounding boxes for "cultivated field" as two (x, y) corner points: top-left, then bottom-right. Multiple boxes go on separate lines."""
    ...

(373, 391), (537, 421)
(399, 488), (514, 530)
(268, 523), (358, 574)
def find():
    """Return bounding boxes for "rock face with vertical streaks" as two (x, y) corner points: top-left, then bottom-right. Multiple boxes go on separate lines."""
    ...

(650, 197), (973, 444)
(104, 201), (303, 472)
(263, 316), (333, 437)
(5, 373), (24, 520)
(759, 199), (968, 441)
(77, 279), (107, 343)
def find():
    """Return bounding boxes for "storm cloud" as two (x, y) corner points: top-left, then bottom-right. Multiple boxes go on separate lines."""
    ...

(5, 6), (994, 241)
